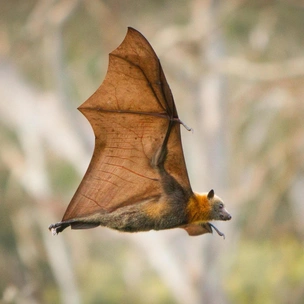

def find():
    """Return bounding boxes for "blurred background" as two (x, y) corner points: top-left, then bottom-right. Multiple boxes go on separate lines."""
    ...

(1, 0), (304, 303)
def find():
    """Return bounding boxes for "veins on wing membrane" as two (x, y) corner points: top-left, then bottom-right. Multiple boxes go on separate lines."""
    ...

(103, 162), (158, 181)
(106, 155), (138, 164)
(111, 53), (167, 114)
(80, 193), (104, 209)
(97, 167), (136, 185)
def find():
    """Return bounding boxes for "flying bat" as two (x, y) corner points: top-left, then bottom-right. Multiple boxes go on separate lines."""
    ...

(49, 27), (231, 238)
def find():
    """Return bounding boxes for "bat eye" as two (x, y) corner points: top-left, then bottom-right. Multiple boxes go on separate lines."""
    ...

(219, 203), (223, 209)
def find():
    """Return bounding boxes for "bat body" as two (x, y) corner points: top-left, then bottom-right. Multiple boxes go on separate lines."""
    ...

(49, 28), (231, 237)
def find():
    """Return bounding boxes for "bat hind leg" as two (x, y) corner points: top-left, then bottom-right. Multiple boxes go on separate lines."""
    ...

(209, 223), (225, 239)
(49, 220), (99, 235)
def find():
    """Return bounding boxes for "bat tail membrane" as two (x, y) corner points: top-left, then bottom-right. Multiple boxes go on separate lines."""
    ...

(48, 220), (99, 235)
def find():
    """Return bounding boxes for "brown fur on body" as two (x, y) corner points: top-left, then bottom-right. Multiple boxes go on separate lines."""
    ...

(69, 198), (186, 232)
(53, 190), (230, 236)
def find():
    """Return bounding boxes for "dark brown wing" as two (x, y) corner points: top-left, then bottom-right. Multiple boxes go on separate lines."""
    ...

(60, 28), (192, 224)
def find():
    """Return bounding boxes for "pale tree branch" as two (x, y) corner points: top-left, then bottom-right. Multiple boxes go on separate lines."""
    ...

(214, 56), (304, 81)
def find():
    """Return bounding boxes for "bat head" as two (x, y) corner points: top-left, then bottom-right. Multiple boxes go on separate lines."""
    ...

(207, 189), (232, 221)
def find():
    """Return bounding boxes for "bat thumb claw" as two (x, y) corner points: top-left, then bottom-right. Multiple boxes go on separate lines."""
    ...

(178, 119), (193, 133)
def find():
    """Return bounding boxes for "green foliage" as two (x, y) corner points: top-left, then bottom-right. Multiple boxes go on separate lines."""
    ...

(48, 159), (79, 197)
(226, 237), (304, 304)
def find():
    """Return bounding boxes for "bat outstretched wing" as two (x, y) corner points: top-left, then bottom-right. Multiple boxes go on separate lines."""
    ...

(50, 28), (192, 233)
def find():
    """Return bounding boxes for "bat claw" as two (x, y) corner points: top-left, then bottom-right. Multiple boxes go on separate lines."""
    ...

(50, 227), (58, 236)
(48, 223), (59, 235)
(48, 222), (67, 235)
(178, 119), (193, 133)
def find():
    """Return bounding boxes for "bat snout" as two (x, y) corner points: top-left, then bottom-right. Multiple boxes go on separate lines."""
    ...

(220, 208), (232, 221)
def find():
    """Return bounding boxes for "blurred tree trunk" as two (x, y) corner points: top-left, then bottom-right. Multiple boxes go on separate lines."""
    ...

(192, 0), (229, 303)
(0, 61), (81, 304)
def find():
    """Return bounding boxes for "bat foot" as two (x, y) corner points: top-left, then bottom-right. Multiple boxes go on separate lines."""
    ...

(209, 223), (225, 239)
(48, 222), (70, 235)
(49, 220), (100, 234)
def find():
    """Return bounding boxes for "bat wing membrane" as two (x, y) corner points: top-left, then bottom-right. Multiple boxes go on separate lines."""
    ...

(61, 28), (192, 223)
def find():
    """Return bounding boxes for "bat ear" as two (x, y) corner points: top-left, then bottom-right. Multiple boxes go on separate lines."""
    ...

(207, 189), (214, 200)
